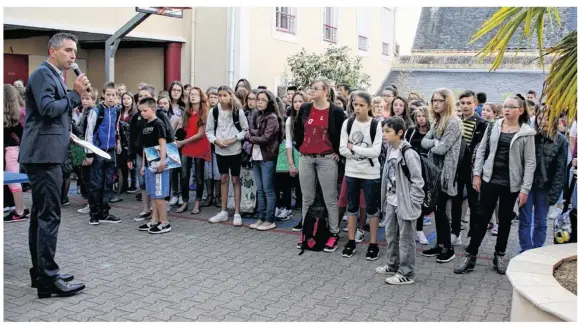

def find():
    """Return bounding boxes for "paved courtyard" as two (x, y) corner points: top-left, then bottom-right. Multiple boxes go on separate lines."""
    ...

(4, 190), (554, 322)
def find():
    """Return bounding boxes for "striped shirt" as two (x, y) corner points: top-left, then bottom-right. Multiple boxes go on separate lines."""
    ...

(462, 118), (476, 145)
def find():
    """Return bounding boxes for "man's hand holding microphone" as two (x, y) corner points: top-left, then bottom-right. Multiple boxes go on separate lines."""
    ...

(71, 63), (92, 95)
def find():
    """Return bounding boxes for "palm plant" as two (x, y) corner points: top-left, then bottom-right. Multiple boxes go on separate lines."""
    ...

(470, 7), (576, 136)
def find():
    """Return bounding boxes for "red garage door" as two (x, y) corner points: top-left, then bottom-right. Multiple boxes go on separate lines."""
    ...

(4, 54), (29, 85)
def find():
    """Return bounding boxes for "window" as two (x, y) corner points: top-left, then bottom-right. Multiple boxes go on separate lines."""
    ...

(357, 8), (371, 51)
(382, 42), (390, 56)
(276, 7), (296, 34)
(381, 7), (393, 58)
(323, 7), (338, 43)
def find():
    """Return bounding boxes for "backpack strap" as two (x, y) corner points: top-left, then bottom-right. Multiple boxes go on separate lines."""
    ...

(370, 118), (378, 143)
(233, 110), (242, 132)
(346, 116), (355, 136)
(212, 106), (219, 135)
(400, 146), (412, 182)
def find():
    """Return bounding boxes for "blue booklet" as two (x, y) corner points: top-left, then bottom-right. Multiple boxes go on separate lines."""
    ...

(144, 142), (182, 172)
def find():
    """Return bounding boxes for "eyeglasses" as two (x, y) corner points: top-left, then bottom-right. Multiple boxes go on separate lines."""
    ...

(431, 99), (445, 103)
(503, 105), (520, 109)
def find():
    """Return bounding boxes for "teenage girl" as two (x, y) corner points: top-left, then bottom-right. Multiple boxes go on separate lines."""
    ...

(177, 86), (212, 215)
(203, 87), (222, 208)
(118, 92), (138, 195)
(372, 96), (387, 120)
(390, 96), (414, 127)
(421, 88), (463, 264)
(456, 95), (536, 275)
(381, 85), (398, 119)
(245, 89), (281, 231)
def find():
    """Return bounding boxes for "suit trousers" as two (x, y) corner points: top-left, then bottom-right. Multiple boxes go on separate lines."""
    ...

(23, 163), (62, 280)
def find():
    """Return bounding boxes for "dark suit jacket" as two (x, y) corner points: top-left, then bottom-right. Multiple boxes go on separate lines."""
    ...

(19, 61), (81, 164)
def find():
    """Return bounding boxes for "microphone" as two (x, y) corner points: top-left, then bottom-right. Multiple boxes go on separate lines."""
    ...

(70, 63), (90, 92)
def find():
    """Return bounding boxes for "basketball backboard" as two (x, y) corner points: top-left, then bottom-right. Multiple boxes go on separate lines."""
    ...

(135, 7), (185, 18)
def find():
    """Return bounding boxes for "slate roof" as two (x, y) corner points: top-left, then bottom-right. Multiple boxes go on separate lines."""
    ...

(412, 7), (577, 52)
(379, 69), (548, 103)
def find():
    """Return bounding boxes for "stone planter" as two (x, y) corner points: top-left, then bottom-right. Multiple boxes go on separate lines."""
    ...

(507, 244), (577, 322)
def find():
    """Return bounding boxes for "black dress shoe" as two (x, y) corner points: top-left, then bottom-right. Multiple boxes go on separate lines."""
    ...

(30, 268), (74, 288)
(37, 278), (85, 298)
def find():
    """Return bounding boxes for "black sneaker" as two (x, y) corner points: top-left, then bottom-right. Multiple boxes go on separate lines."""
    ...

(292, 220), (303, 232)
(422, 245), (443, 257)
(493, 252), (507, 274)
(89, 217), (100, 225)
(4, 211), (29, 223)
(148, 222), (172, 234)
(100, 214), (122, 224)
(109, 196), (123, 203)
(61, 197), (70, 206)
(215, 197), (222, 209)
(454, 253), (477, 274)
(366, 244), (380, 261)
(341, 240), (356, 258)
(136, 193), (142, 201)
(138, 222), (158, 231)
(133, 211), (152, 222)
(127, 186), (138, 194)
(323, 233), (339, 252)
(201, 195), (213, 207)
(436, 247), (456, 263)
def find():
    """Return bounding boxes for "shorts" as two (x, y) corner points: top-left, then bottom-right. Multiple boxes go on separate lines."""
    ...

(204, 150), (221, 180)
(145, 168), (170, 199)
(338, 176), (366, 208)
(216, 153), (242, 177)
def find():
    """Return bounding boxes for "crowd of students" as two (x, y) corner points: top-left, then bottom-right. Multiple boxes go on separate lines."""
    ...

(4, 77), (576, 285)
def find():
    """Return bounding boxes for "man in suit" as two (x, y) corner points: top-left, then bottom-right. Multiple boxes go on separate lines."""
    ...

(19, 32), (89, 298)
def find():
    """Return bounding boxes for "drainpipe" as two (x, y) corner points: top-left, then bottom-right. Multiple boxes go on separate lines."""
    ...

(190, 7), (196, 85)
(227, 7), (236, 87)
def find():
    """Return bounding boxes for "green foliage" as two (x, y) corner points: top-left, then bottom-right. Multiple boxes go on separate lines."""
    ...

(286, 45), (371, 90)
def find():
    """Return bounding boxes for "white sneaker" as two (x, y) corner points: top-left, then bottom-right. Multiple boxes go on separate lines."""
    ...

(355, 229), (364, 243)
(276, 209), (292, 221)
(275, 208), (281, 217)
(451, 233), (463, 246)
(169, 196), (179, 206)
(491, 224), (499, 236)
(209, 211), (228, 223)
(250, 220), (264, 229)
(548, 207), (562, 220)
(379, 219), (386, 228)
(77, 204), (90, 214)
(257, 222), (277, 231)
(416, 231), (429, 245)
(177, 196), (184, 205)
(233, 214), (243, 227)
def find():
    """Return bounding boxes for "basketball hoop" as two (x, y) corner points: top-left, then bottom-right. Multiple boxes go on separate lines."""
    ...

(135, 7), (191, 19)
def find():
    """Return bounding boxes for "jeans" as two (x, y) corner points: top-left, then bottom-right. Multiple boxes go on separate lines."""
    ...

(253, 160), (276, 222)
(384, 203), (417, 278)
(466, 181), (519, 256)
(181, 155), (205, 203)
(89, 152), (116, 217)
(345, 176), (381, 218)
(518, 189), (550, 253)
(299, 154), (340, 234)
(434, 191), (453, 248)
(135, 154), (146, 190)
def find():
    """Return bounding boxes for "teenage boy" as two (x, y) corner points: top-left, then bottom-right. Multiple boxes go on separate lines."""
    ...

(85, 82), (122, 225)
(137, 97), (172, 234)
(377, 117), (424, 285)
(452, 90), (487, 243)
(76, 88), (98, 214)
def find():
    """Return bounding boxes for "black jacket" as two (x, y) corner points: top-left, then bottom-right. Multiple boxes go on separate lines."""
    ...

(464, 113), (488, 153)
(534, 132), (569, 205)
(293, 102), (346, 155)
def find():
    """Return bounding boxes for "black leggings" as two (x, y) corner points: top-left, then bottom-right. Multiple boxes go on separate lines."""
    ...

(275, 173), (300, 210)
(181, 155), (206, 202)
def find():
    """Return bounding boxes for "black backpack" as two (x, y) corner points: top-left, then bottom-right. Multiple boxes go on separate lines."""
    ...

(299, 180), (330, 255)
(400, 146), (441, 212)
(345, 117), (380, 167)
(212, 106), (243, 134)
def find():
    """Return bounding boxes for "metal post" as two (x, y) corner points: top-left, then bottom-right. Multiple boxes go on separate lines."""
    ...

(105, 12), (151, 82)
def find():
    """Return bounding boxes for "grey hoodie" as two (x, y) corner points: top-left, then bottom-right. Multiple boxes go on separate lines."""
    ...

(381, 141), (425, 220)
(473, 118), (536, 194)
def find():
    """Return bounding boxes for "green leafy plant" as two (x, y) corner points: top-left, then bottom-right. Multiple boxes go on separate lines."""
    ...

(286, 45), (371, 90)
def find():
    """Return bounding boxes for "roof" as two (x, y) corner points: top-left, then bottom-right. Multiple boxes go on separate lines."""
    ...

(379, 69), (548, 103)
(412, 7), (577, 52)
